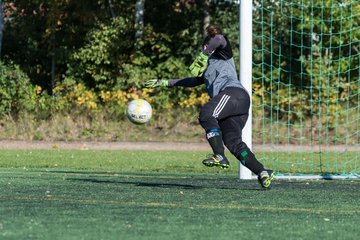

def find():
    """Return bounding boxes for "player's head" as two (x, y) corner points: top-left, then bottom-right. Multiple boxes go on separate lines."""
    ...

(205, 25), (223, 38)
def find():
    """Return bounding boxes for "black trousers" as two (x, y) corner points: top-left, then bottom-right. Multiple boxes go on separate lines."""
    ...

(199, 87), (249, 140)
(199, 87), (264, 174)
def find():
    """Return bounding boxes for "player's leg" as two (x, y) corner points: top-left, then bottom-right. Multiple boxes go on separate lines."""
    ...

(218, 104), (274, 188)
(199, 87), (250, 164)
(220, 115), (265, 174)
(198, 91), (232, 168)
(220, 116), (274, 188)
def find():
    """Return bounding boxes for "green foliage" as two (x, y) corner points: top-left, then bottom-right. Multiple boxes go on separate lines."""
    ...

(144, 0), (204, 61)
(66, 17), (134, 91)
(0, 61), (35, 117)
(124, 26), (175, 88)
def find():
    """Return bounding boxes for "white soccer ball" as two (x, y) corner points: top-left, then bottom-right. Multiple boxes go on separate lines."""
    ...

(126, 99), (152, 124)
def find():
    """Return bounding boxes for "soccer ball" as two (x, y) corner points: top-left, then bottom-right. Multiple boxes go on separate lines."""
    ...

(126, 99), (152, 124)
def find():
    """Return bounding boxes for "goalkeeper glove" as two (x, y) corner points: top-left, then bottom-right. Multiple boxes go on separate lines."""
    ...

(189, 52), (209, 77)
(144, 79), (169, 88)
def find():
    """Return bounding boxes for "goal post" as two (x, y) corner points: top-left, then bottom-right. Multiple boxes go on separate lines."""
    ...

(239, 0), (253, 179)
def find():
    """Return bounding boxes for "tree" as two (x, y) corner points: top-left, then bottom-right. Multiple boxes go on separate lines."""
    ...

(201, 0), (210, 34)
(135, 0), (145, 42)
(0, 0), (3, 57)
(2, 0), (130, 92)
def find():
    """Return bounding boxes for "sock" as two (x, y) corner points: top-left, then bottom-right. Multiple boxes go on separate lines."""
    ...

(206, 129), (225, 157)
(237, 149), (264, 175)
(259, 171), (269, 177)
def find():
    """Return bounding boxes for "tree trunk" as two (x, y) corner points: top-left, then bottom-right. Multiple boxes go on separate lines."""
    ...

(0, 0), (3, 57)
(202, 0), (210, 35)
(108, 0), (116, 19)
(135, 0), (145, 42)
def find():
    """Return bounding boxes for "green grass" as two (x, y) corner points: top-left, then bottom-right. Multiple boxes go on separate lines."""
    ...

(0, 149), (357, 175)
(0, 149), (359, 240)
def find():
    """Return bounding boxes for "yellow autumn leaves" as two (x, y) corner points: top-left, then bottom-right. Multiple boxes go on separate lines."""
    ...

(46, 83), (209, 110)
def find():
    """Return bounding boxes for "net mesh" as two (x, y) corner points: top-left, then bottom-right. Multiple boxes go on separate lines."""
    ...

(252, 0), (360, 176)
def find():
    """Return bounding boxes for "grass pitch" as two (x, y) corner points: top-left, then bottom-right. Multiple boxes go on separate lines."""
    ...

(0, 149), (359, 240)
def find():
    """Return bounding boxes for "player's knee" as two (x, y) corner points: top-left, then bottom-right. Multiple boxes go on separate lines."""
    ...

(206, 128), (221, 140)
(198, 110), (217, 131)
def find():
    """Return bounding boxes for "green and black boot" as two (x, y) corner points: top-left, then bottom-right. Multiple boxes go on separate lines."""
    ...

(258, 170), (275, 189)
(202, 154), (230, 169)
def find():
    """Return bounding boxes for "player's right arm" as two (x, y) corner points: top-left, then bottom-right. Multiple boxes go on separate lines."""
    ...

(145, 77), (203, 88)
(169, 77), (204, 87)
(202, 34), (227, 55)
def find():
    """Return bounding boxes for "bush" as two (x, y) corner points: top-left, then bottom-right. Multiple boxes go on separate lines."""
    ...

(65, 17), (134, 91)
(0, 61), (36, 117)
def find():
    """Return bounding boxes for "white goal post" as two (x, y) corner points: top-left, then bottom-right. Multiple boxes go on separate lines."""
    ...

(238, 0), (253, 180)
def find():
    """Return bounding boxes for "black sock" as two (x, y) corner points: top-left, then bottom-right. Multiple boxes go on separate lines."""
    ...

(206, 129), (225, 157)
(237, 149), (264, 175)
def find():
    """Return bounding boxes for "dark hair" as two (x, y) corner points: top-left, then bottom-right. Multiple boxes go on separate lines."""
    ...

(205, 25), (223, 37)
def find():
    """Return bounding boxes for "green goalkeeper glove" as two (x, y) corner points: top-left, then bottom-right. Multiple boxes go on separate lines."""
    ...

(189, 52), (209, 77)
(144, 79), (169, 88)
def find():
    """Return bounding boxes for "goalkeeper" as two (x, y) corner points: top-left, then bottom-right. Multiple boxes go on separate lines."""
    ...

(145, 25), (274, 189)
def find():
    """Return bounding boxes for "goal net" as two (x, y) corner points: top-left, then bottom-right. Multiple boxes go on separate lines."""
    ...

(252, 0), (360, 178)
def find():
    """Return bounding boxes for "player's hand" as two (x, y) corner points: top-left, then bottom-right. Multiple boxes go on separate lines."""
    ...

(144, 79), (168, 88)
(189, 52), (209, 77)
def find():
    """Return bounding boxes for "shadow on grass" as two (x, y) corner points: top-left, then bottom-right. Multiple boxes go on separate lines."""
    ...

(66, 177), (264, 191)
(68, 178), (202, 189)
(46, 170), (124, 175)
(44, 169), (269, 191)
